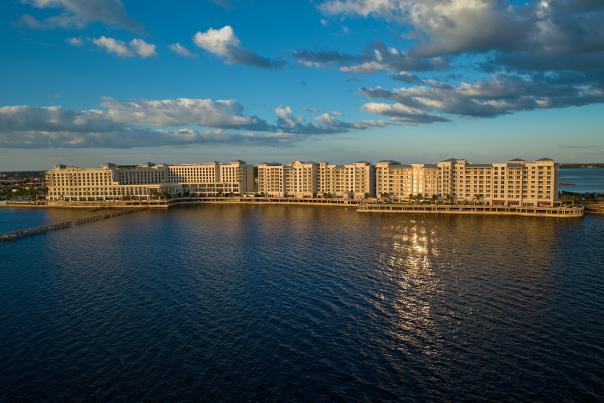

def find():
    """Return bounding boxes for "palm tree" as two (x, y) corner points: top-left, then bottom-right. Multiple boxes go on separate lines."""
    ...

(473, 194), (483, 205)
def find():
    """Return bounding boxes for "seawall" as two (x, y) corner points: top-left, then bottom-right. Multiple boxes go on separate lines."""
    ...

(2, 197), (584, 218)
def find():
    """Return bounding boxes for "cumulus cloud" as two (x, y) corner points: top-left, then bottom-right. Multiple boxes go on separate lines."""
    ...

(318, 0), (604, 73)
(312, 0), (604, 121)
(18, 0), (141, 32)
(101, 98), (269, 130)
(0, 99), (385, 148)
(92, 36), (156, 58)
(168, 43), (197, 58)
(275, 106), (302, 128)
(318, 0), (527, 56)
(129, 38), (157, 58)
(193, 26), (285, 69)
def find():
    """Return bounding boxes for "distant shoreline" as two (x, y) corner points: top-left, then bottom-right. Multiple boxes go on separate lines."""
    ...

(560, 164), (604, 169)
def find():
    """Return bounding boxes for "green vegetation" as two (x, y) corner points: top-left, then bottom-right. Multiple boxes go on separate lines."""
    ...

(0, 172), (46, 201)
(559, 191), (604, 205)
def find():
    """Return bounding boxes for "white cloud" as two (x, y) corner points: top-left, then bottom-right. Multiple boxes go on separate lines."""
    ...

(91, 36), (156, 58)
(193, 25), (238, 58)
(193, 25), (285, 69)
(0, 98), (386, 148)
(129, 38), (156, 58)
(102, 98), (266, 129)
(66, 36), (83, 46)
(92, 36), (132, 57)
(275, 106), (303, 128)
(168, 42), (197, 58)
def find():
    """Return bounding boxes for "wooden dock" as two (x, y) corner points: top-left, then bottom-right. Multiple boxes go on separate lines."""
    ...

(0, 208), (145, 242)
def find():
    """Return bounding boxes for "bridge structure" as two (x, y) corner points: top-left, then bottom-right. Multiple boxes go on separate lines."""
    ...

(0, 208), (145, 242)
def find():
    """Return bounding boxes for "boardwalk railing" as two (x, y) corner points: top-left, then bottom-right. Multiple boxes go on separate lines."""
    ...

(0, 208), (145, 242)
(356, 203), (584, 217)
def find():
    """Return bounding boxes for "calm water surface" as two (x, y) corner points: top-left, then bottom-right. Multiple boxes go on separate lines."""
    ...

(1, 206), (603, 401)
(560, 168), (604, 193)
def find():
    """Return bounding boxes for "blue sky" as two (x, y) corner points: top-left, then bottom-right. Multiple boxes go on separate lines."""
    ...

(0, 0), (603, 170)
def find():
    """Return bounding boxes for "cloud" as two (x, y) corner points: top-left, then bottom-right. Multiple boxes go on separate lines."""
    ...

(168, 43), (197, 58)
(92, 36), (132, 57)
(318, 0), (604, 73)
(275, 106), (301, 128)
(294, 42), (448, 73)
(0, 99), (384, 148)
(102, 98), (270, 130)
(193, 26), (285, 69)
(360, 74), (604, 119)
(362, 102), (448, 124)
(318, 0), (527, 56)
(66, 36), (83, 47)
(130, 38), (157, 58)
(92, 36), (156, 58)
(314, 0), (604, 121)
(19, 0), (141, 32)
(390, 72), (420, 83)
(558, 144), (597, 149)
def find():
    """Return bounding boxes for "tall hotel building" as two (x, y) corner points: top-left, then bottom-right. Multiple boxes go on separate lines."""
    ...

(376, 158), (559, 206)
(318, 161), (374, 199)
(258, 161), (374, 199)
(46, 161), (254, 201)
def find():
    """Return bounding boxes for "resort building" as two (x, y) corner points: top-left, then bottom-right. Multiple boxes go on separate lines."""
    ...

(287, 161), (318, 198)
(258, 161), (318, 197)
(46, 161), (255, 201)
(318, 161), (374, 199)
(168, 160), (254, 196)
(377, 158), (559, 206)
(257, 163), (287, 197)
(45, 157), (559, 206)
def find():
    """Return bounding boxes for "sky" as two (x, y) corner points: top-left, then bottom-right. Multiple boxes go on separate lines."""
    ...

(0, 0), (603, 170)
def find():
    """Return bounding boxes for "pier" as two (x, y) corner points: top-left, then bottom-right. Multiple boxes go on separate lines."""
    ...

(357, 203), (584, 218)
(0, 208), (145, 242)
(39, 197), (587, 217)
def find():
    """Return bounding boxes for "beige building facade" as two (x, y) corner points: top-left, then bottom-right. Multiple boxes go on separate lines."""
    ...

(258, 160), (374, 199)
(318, 161), (374, 199)
(377, 158), (559, 206)
(46, 161), (255, 201)
(46, 157), (559, 206)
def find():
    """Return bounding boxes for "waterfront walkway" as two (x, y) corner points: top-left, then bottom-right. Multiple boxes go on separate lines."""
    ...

(0, 208), (145, 242)
(4, 198), (584, 218)
(357, 203), (584, 217)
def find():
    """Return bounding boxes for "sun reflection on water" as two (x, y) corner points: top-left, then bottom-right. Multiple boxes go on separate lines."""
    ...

(373, 218), (445, 364)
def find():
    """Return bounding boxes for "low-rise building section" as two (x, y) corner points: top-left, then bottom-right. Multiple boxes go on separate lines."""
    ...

(45, 157), (559, 206)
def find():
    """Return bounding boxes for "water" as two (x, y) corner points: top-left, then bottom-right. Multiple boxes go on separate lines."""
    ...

(0, 208), (92, 233)
(1, 206), (603, 401)
(560, 168), (604, 193)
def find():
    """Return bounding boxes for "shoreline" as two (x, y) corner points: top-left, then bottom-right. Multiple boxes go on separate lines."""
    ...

(0, 197), (586, 218)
